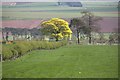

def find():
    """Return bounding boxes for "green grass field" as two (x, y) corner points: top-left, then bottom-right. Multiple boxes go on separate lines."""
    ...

(0, 62), (2, 79)
(2, 45), (118, 78)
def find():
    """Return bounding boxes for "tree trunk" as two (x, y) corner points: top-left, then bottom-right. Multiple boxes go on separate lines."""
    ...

(55, 37), (59, 41)
(77, 30), (80, 44)
(88, 16), (92, 44)
(78, 37), (80, 44)
(89, 34), (91, 44)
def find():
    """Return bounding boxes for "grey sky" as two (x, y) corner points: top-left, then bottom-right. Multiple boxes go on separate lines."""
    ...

(1, 0), (119, 2)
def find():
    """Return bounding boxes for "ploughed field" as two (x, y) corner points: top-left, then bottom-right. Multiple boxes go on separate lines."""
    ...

(2, 45), (118, 78)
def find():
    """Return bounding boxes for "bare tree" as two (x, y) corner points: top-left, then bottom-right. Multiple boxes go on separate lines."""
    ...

(70, 11), (102, 44)
(70, 18), (84, 44)
(81, 11), (102, 44)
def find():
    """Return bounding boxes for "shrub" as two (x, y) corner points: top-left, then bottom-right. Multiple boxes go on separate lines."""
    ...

(14, 42), (30, 56)
(2, 40), (67, 61)
(2, 46), (13, 60)
(30, 41), (39, 50)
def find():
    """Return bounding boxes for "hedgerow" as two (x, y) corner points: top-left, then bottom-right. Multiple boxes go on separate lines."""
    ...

(2, 40), (67, 61)
(2, 45), (18, 60)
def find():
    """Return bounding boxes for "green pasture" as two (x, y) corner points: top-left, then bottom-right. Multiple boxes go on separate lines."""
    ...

(2, 11), (118, 20)
(0, 62), (1, 79)
(2, 45), (118, 78)
(0, 48), (1, 79)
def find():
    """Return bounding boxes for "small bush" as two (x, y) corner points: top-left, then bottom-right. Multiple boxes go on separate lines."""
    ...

(2, 46), (12, 60)
(14, 42), (32, 56)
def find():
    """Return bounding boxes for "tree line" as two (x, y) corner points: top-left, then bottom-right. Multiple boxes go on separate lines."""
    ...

(2, 27), (41, 36)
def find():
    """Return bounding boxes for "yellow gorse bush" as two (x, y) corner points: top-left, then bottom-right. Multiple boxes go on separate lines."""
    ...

(41, 18), (72, 41)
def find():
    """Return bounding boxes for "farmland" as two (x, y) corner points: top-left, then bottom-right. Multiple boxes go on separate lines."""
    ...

(1, 17), (118, 32)
(2, 45), (118, 78)
(1, 2), (119, 31)
(1, 1), (119, 79)
(1, 2), (118, 20)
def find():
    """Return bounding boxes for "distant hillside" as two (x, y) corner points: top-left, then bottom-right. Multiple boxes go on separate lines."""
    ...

(1, 17), (118, 33)
(58, 2), (83, 7)
(1, 2), (32, 6)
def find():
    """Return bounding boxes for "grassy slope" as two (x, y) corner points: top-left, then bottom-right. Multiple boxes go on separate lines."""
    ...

(0, 45), (2, 79)
(2, 45), (118, 78)
(0, 62), (2, 79)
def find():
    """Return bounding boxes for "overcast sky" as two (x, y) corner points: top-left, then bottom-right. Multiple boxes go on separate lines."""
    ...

(1, 0), (119, 2)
